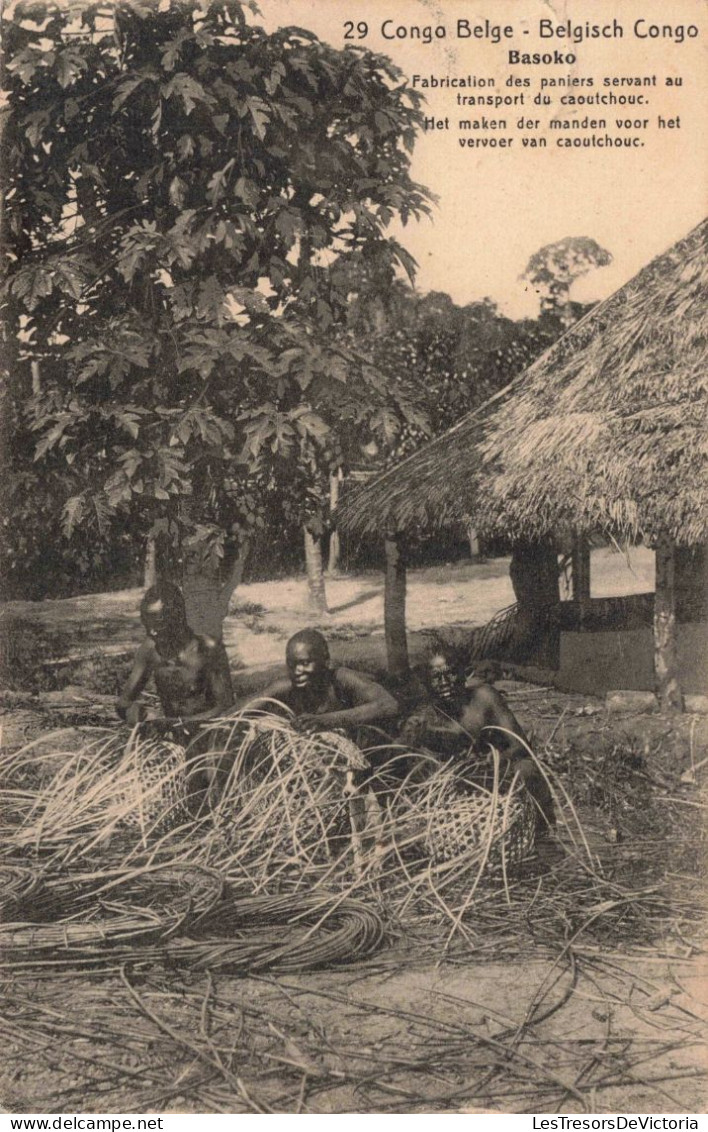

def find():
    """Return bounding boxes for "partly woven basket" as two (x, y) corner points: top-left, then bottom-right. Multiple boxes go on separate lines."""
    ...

(118, 736), (191, 835)
(395, 764), (538, 873)
(216, 723), (369, 869)
(425, 779), (537, 869)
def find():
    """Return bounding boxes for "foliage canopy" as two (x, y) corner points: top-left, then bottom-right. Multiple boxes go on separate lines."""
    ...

(1, 0), (431, 591)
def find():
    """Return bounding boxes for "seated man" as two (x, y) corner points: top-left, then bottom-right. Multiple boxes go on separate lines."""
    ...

(400, 646), (555, 833)
(243, 628), (398, 738)
(117, 581), (234, 741)
(239, 629), (399, 860)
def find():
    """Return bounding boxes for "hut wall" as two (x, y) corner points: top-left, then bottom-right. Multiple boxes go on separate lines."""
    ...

(556, 622), (707, 697)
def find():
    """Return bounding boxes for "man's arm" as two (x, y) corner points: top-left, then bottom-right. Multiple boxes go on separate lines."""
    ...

(470, 686), (554, 828)
(399, 705), (433, 748)
(116, 641), (155, 722)
(306, 667), (399, 729)
(233, 677), (295, 715)
(399, 703), (465, 754)
(179, 639), (235, 723)
(468, 685), (528, 761)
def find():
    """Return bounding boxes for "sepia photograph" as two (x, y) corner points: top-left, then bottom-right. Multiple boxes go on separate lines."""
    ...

(0, 0), (706, 1117)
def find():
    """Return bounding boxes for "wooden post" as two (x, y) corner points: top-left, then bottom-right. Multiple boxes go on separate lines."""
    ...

(654, 536), (683, 711)
(571, 533), (591, 609)
(304, 526), (328, 614)
(327, 470), (342, 576)
(384, 530), (409, 678)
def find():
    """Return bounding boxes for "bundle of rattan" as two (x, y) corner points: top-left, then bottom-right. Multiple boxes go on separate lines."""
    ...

(0, 863), (45, 921)
(0, 865), (224, 967)
(0, 861), (385, 974)
(163, 891), (386, 974)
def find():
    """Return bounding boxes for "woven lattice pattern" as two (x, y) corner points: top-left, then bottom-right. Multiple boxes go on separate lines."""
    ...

(395, 768), (538, 872)
(118, 737), (191, 834)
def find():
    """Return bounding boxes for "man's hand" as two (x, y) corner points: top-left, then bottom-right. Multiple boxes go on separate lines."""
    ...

(293, 713), (325, 734)
(138, 717), (171, 740)
(138, 717), (188, 741)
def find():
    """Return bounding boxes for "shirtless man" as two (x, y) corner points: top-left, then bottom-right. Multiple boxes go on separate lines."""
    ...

(117, 582), (234, 740)
(400, 646), (554, 833)
(245, 629), (398, 737)
(239, 630), (398, 856)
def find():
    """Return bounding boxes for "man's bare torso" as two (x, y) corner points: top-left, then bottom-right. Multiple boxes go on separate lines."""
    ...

(150, 636), (216, 718)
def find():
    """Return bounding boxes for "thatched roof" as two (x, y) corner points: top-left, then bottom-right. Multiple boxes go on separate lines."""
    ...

(337, 219), (708, 546)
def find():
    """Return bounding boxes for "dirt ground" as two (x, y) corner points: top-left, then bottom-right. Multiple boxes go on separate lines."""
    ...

(2, 546), (707, 1115)
(3, 947), (706, 1114)
(0, 545), (655, 690)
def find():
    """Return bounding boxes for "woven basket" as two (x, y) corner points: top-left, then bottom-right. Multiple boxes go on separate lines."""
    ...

(395, 766), (538, 872)
(118, 737), (192, 834)
(426, 782), (536, 869)
(217, 724), (369, 868)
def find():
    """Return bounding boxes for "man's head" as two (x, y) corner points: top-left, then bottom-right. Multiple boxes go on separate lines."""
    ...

(285, 629), (330, 690)
(140, 582), (188, 642)
(425, 646), (466, 703)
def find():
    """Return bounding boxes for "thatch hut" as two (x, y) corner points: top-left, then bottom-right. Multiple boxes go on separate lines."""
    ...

(337, 219), (708, 707)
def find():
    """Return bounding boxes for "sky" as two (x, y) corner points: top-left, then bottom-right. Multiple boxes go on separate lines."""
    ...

(257, 0), (706, 317)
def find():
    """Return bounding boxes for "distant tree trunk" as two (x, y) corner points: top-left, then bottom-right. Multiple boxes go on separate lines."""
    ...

(509, 538), (560, 607)
(654, 537), (683, 711)
(384, 532), (409, 678)
(571, 533), (591, 608)
(143, 535), (157, 589)
(327, 471), (342, 576)
(304, 527), (328, 615)
(181, 540), (251, 640)
(467, 524), (482, 561)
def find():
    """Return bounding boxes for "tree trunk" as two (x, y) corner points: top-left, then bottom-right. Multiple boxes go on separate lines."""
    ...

(181, 572), (227, 639)
(571, 533), (591, 610)
(467, 524), (482, 561)
(143, 535), (157, 589)
(304, 527), (328, 615)
(384, 532), (409, 678)
(654, 537), (683, 711)
(509, 538), (561, 667)
(182, 540), (251, 640)
(327, 471), (342, 576)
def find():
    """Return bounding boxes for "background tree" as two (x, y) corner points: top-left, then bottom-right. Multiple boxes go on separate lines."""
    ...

(520, 235), (613, 602)
(1, 0), (431, 630)
(521, 236), (612, 327)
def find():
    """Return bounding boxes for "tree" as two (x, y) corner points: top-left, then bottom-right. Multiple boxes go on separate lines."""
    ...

(354, 287), (580, 470)
(1, 0), (431, 629)
(522, 236), (612, 326)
